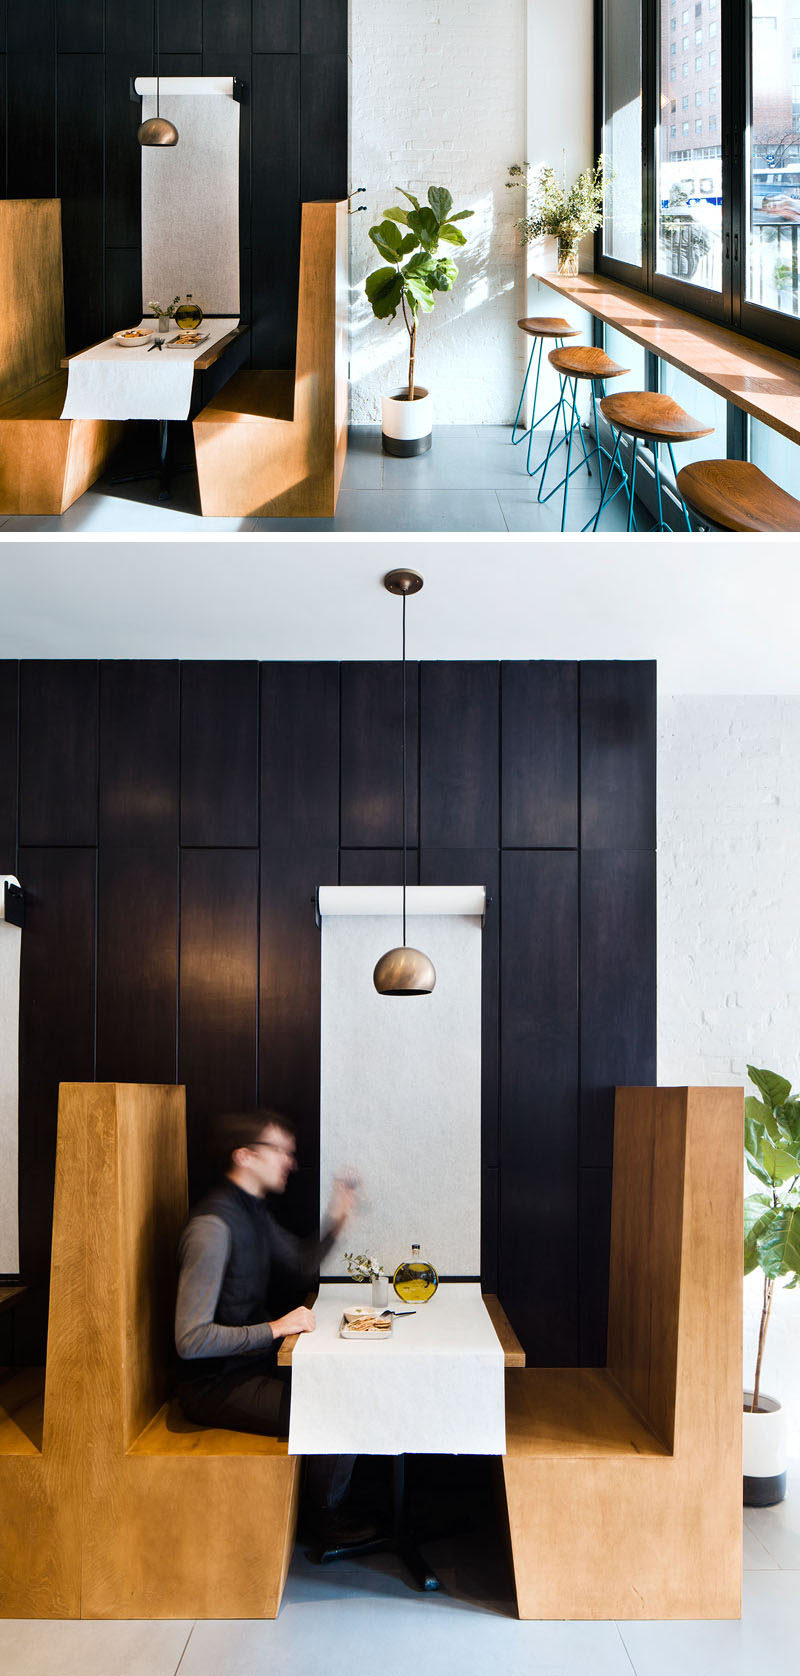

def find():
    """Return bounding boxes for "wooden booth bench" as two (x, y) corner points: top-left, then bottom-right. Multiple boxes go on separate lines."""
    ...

(0, 1084), (300, 1619)
(1, 1082), (742, 1621)
(193, 200), (348, 519)
(501, 1085), (743, 1620)
(0, 201), (122, 515)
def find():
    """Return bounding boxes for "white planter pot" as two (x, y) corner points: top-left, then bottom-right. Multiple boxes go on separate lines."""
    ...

(743, 1391), (787, 1505)
(381, 388), (432, 457)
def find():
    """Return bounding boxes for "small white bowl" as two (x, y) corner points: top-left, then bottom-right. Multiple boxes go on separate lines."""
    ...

(113, 328), (155, 348)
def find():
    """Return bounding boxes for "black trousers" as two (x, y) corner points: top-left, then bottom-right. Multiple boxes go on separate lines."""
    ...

(178, 1360), (355, 1512)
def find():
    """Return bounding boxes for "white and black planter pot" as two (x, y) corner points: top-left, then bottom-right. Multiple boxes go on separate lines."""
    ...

(381, 388), (433, 457)
(743, 1391), (787, 1506)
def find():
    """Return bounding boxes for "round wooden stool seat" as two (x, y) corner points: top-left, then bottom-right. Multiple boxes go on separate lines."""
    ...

(548, 345), (628, 381)
(518, 316), (580, 339)
(676, 459), (800, 533)
(599, 391), (713, 443)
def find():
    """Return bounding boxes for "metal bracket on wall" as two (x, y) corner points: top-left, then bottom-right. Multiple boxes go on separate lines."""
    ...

(348, 188), (366, 214)
(3, 881), (24, 929)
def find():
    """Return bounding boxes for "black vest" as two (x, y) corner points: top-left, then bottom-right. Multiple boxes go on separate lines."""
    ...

(179, 1177), (278, 1384)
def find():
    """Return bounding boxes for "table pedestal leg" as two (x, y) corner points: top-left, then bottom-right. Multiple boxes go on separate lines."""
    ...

(393, 1456), (440, 1592)
(109, 419), (194, 501)
(307, 1455), (441, 1592)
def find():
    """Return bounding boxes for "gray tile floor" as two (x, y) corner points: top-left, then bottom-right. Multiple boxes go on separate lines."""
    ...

(2, 1463), (797, 1676)
(0, 425), (633, 536)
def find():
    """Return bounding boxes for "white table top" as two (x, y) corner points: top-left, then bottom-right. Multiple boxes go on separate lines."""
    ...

(287, 1282), (506, 1457)
(60, 317), (239, 422)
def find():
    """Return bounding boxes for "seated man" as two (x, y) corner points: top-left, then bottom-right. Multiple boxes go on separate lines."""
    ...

(175, 1107), (371, 1546)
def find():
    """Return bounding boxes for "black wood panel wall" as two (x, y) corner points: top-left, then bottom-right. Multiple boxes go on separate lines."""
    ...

(0, 659), (656, 1370)
(0, 1), (348, 363)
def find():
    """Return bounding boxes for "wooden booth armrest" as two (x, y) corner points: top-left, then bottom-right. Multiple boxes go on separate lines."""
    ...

(483, 1294), (526, 1367)
(276, 1290), (319, 1367)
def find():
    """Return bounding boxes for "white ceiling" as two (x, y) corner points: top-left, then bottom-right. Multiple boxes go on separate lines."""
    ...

(0, 533), (797, 695)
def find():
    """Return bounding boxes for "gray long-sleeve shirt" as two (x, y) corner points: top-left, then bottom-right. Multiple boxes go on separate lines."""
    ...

(175, 1206), (336, 1362)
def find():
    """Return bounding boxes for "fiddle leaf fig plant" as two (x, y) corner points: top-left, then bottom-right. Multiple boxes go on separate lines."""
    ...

(743, 1065), (800, 1414)
(365, 186), (473, 403)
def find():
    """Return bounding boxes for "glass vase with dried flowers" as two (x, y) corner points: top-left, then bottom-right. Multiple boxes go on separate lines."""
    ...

(506, 153), (607, 276)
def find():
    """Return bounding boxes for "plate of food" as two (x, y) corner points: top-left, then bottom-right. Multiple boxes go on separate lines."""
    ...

(339, 1308), (392, 1340)
(113, 327), (155, 348)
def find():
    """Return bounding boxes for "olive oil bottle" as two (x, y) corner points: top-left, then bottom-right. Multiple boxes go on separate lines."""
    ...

(393, 1244), (439, 1303)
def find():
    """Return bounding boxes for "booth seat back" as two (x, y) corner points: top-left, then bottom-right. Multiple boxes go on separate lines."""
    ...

(0, 200), (66, 406)
(607, 1085), (742, 1454)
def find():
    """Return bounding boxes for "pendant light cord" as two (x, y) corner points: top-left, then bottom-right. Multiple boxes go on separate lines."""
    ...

(155, 0), (160, 118)
(402, 591), (407, 947)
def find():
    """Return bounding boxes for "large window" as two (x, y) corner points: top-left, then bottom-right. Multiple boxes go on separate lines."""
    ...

(602, 0), (643, 267)
(747, 1), (800, 320)
(598, 0), (800, 350)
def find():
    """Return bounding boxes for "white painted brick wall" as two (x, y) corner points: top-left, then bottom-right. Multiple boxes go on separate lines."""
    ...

(659, 695), (800, 1449)
(348, 0), (527, 424)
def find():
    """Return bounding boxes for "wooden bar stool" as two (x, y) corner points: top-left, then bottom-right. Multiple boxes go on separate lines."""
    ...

(676, 460), (800, 532)
(538, 346), (631, 533)
(595, 392), (713, 532)
(512, 317), (581, 478)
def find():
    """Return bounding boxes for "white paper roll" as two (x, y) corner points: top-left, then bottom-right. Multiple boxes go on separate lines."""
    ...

(0, 877), (21, 1273)
(134, 76), (235, 98)
(317, 885), (486, 920)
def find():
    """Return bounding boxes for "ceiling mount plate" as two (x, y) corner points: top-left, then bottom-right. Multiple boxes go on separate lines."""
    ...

(384, 569), (424, 596)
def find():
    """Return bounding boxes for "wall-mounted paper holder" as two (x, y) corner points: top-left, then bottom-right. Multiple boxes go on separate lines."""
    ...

(314, 884), (488, 929)
(3, 881), (24, 929)
(130, 76), (247, 103)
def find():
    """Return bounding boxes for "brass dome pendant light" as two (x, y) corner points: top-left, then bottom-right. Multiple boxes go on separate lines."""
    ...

(138, 0), (179, 147)
(373, 570), (436, 996)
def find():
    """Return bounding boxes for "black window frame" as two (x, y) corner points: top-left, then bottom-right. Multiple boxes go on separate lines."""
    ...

(595, 0), (800, 358)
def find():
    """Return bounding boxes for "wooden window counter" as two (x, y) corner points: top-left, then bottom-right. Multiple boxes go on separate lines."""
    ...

(533, 268), (800, 449)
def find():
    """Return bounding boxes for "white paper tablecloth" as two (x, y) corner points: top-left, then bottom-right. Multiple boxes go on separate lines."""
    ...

(288, 1283), (506, 1457)
(60, 317), (239, 421)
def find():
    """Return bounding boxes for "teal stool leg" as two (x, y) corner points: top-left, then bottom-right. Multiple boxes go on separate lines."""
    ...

(653, 442), (667, 532)
(560, 380), (580, 532)
(512, 338), (541, 445)
(589, 428), (626, 531)
(627, 438), (639, 532)
(537, 377), (570, 503)
(668, 443), (694, 530)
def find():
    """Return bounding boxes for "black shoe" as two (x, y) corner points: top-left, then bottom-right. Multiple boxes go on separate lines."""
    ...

(308, 1506), (382, 1556)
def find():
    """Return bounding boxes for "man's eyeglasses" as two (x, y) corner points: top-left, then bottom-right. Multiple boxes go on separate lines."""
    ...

(251, 1140), (297, 1165)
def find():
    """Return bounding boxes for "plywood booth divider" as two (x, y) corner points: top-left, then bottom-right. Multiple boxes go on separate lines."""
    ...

(0, 201), (122, 515)
(0, 1083), (300, 1621)
(501, 1085), (743, 1620)
(193, 200), (348, 518)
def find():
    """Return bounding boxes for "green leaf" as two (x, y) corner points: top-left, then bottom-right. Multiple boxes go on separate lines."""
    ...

(748, 1066), (793, 1110)
(446, 209), (475, 222)
(365, 266), (404, 320)
(397, 233), (419, 256)
(744, 1192), (778, 1273)
(407, 207), (439, 251)
(762, 1134), (800, 1184)
(438, 222), (468, 246)
(403, 271), (435, 312)
(431, 256), (458, 291)
(428, 186), (453, 225)
(775, 1101), (800, 1153)
(396, 188), (420, 210)
(369, 219), (404, 264)
(403, 251), (436, 277)
(757, 1203), (800, 1278)
(744, 1114), (773, 1185)
(384, 207), (410, 226)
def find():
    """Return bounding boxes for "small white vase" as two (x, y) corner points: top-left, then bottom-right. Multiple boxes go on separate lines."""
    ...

(381, 388), (432, 457)
(371, 1275), (389, 1307)
(157, 315), (170, 335)
(743, 1390), (787, 1506)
